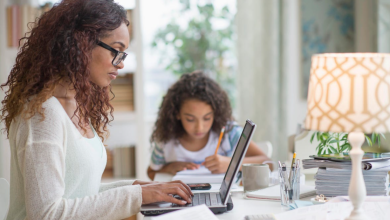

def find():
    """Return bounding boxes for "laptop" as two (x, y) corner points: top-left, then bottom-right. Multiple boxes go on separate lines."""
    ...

(141, 119), (257, 216)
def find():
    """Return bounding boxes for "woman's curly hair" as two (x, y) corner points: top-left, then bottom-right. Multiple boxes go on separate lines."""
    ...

(151, 71), (233, 143)
(0, 0), (129, 142)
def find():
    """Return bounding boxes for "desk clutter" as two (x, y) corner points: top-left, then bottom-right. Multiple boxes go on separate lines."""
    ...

(303, 157), (390, 197)
(244, 183), (315, 201)
(243, 154), (316, 206)
(277, 153), (304, 206)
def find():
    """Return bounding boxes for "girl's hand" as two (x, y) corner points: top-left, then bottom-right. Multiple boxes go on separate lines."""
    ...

(140, 180), (193, 205)
(163, 162), (200, 175)
(202, 155), (231, 174)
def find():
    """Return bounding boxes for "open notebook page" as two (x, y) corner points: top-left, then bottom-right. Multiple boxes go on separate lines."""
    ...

(172, 166), (225, 184)
(175, 166), (213, 175)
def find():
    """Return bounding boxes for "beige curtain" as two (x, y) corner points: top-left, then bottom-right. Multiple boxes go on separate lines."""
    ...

(236, 0), (288, 162)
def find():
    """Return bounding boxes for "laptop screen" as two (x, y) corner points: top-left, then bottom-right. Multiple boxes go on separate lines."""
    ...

(219, 120), (256, 204)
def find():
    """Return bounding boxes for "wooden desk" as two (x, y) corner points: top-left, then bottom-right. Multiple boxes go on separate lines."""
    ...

(140, 173), (314, 220)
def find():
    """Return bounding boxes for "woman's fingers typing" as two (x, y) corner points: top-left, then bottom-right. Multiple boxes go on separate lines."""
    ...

(164, 195), (188, 205)
(141, 182), (193, 205)
(169, 184), (192, 203)
(169, 180), (193, 196)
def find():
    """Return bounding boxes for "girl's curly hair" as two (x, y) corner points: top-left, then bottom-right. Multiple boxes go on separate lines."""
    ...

(0, 0), (129, 142)
(151, 71), (233, 143)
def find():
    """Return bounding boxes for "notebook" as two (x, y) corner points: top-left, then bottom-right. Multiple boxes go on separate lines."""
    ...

(172, 166), (225, 184)
(245, 184), (316, 201)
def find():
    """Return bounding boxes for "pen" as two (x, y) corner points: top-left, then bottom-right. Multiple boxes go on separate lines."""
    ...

(289, 153), (296, 184)
(296, 159), (300, 169)
(281, 164), (290, 204)
(282, 164), (290, 189)
(290, 163), (296, 191)
(214, 126), (225, 155)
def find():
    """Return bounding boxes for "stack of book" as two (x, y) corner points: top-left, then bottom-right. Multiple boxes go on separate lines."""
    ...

(113, 146), (136, 178)
(303, 158), (390, 197)
(6, 4), (51, 47)
(110, 74), (134, 112)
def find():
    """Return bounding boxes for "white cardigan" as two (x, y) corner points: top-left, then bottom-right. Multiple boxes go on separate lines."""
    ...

(7, 97), (142, 220)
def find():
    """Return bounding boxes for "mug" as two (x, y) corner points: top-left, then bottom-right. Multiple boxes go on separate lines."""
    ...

(242, 164), (270, 192)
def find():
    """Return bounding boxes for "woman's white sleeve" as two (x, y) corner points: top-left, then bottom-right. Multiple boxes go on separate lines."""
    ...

(99, 180), (136, 192)
(16, 108), (142, 220)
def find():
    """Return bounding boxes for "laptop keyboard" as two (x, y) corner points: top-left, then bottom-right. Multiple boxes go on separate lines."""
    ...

(172, 193), (221, 207)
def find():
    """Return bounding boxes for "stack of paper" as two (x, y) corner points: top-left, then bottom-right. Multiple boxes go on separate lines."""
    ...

(314, 168), (389, 197)
(172, 166), (225, 184)
(245, 184), (316, 201)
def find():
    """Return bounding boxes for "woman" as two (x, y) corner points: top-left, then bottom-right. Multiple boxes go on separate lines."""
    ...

(2, 0), (192, 219)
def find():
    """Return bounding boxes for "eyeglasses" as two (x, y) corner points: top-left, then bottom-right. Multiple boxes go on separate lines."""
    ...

(97, 41), (128, 66)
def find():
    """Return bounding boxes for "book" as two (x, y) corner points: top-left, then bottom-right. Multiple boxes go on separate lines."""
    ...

(302, 158), (390, 171)
(7, 6), (12, 47)
(245, 184), (316, 201)
(6, 4), (44, 48)
(126, 9), (133, 41)
(113, 146), (136, 178)
(113, 147), (122, 178)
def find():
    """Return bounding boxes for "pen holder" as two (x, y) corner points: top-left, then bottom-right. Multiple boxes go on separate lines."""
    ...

(278, 167), (300, 206)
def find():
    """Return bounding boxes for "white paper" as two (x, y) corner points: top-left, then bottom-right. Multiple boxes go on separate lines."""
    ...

(173, 166), (225, 184)
(151, 204), (218, 220)
(176, 166), (212, 175)
(274, 201), (390, 220)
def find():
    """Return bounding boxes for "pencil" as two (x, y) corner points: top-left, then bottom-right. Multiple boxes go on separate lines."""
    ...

(214, 126), (225, 155)
(291, 152), (296, 168)
(289, 152), (296, 184)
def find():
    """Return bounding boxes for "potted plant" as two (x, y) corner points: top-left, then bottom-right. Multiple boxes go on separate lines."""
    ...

(310, 132), (385, 155)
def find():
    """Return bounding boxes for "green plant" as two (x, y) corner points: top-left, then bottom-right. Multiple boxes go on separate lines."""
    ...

(151, 1), (236, 106)
(310, 132), (385, 155)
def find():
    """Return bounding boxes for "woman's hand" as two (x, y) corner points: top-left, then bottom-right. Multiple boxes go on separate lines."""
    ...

(202, 155), (231, 174)
(140, 180), (193, 205)
(162, 162), (200, 175)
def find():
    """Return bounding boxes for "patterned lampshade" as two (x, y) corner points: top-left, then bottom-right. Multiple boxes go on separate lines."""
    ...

(305, 53), (390, 133)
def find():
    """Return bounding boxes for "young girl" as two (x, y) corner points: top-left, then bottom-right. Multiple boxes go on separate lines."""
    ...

(2, 1), (191, 219)
(147, 71), (271, 180)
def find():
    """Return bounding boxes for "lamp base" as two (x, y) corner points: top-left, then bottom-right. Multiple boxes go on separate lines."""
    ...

(345, 210), (368, 220)
(345, 132), (367, 220)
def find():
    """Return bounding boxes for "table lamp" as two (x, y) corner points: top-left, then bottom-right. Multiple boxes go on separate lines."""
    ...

(305, 53), (390, 220)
